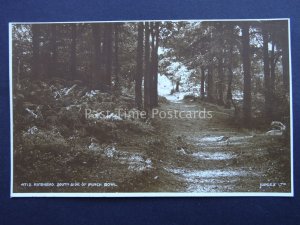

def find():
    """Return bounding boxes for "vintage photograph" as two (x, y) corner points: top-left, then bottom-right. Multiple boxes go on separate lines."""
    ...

(10, 19), (292, 196)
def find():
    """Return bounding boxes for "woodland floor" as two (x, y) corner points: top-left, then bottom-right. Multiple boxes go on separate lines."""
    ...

(14, 97), (291, 193)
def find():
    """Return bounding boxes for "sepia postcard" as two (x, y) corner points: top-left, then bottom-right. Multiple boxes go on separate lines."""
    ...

(10, 19), (293, 197)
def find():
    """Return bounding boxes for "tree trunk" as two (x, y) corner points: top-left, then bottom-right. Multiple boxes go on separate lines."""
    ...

(175, 81), (180, 92)
(92, 24), (102, 89)
(149, 22), (155, 108)
(281, 24), (289, 91)
(17, 58), (23, 84)
(225, 24), (235, 109)
(135, 22), (144, 110)
(270, 40), (276, 113)
(225, 46), (233, 109)
(241, 23), (252, 127)
(49, 24), (57, 77)
(149, 22), (160, 108)
(225, 66), (233, 109)
(270, 41), (275, 88)
(70, 24), (77, 79)
(104, 24), (113, 89)
(217, 57), (224, 105)
(262, 27), (272, 119)
(31, 24), (40, 78)
(114, 24), (120, 90)
(152, 22), (160, 107)
(207, 65), (214, 102)
(144, 22), (151, 112)
(200, 67), (205, 99)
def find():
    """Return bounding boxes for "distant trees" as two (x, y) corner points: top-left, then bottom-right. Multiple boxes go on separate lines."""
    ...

(14, 21), (162, 112)
(160, 20), (290, 126)
(259, 21), (290, 121)
(15, 23), (124, 91)
(13, 20), (290, 125)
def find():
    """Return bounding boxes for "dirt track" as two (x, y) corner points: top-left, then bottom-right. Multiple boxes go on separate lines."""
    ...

(147, 99), (291, 193)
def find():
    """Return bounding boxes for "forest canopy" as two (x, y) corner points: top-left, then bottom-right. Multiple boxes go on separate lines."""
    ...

(12, 20), (290, 127)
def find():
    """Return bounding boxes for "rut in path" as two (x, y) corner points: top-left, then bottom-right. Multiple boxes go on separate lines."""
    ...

(152, 100), (290, 193)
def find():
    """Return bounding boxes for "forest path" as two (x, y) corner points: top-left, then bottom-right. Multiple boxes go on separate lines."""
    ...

(150, 99), (290, 193)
